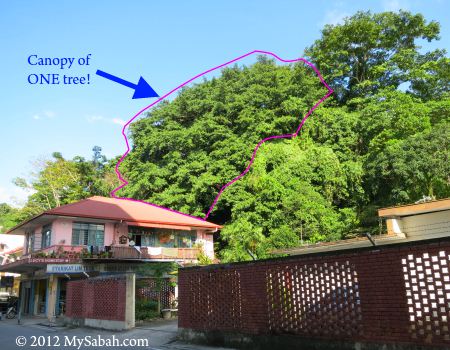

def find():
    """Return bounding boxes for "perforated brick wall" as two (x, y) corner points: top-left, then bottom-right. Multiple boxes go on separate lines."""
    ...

(65, 275), (127, 321)
(183, 269), (242, 331)
(136, 278), (176, 309)
(65, 280), (84, 318)
(267, 260), (362, 337)
(403, 251), (450, 342)
(179, 239), (450, 347)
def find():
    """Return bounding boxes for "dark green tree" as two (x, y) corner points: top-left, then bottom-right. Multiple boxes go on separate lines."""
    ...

(12, 148), (118, 218)
(305, 11), (446, 102)
(364, 122), (450, 205)
(0, 203), (20, 233)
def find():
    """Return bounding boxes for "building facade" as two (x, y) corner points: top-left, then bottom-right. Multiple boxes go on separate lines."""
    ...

(0, 196), (221, 320)
(273, 198), (450, 255)
(0, 234), (24, 297)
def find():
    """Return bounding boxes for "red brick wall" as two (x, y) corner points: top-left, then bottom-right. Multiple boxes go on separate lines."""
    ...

(136, 277), (176, 309)
(65, 275), (127, 321)
(179, 239), (450, 347)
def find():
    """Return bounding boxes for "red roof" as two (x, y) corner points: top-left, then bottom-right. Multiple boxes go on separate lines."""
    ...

(9, 196), (221, 232)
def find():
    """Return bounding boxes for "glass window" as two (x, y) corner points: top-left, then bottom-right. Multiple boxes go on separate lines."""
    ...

(176, 232), (197, 248)
(128, 226), (197, 248)
(72, 222), (104, 246)
(26, 232), (35, 253)
(41, 224), (52, 249)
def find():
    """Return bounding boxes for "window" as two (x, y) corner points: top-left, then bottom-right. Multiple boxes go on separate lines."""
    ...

(72, 223), (104, 246)
(176, 232), (198, 248)
(26, 232), (35, 253)
(128, 226), (197, 248)
(41, 224), (52, 249)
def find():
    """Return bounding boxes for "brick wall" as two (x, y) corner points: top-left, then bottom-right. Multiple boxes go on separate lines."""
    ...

(66, 275), (127, 321)
(136, 277), (176, 309)
(179, 239), (450, 347)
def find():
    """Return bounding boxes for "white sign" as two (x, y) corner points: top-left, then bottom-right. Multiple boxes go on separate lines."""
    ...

(46, 264), (90, 274)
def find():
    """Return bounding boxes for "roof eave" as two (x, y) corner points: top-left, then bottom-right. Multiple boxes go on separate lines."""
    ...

(378, 198), (450, 218)
(49, 212), (221, 230)
(7, 212), (221, 234)
(6, 212), (46, 235)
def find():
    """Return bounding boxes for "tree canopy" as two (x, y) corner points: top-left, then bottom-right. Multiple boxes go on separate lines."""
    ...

(305, 11), (448, 102)
(3, 147), (119, 228)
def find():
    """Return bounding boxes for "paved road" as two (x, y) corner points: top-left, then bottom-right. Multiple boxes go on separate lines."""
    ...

(0, 318), (234, 350)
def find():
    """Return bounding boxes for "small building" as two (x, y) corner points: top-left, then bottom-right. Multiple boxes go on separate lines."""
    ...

(0, 196), (221, 320)
(378, 197), (450, 239)
(0, 234), (24, 296)
(273, 198), (450, 255)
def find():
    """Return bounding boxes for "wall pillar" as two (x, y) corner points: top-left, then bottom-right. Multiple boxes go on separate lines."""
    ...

(55, 278), (61, 316)
(125, 273), (135, 329)
(46, 275), (58, 322)
(31, 280), (38, 315)
(18, 281), (24, 314)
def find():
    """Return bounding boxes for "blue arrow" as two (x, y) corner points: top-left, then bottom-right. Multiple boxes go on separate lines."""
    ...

(96, 69), (159, 99)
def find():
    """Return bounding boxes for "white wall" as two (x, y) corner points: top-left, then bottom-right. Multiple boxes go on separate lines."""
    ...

(400, 210), (450, 238)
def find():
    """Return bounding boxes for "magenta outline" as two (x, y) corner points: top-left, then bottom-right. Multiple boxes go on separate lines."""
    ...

(111, 50), (333, 222)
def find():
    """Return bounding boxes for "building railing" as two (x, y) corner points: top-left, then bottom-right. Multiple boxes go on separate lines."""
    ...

(109, 246), (200, 260)
(24, 245), (85, 259)
(21, 244), (200, 261)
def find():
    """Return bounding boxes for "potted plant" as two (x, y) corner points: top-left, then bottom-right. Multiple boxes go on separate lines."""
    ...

(80, 248), (91, 259)
(161, 309), (171, 319)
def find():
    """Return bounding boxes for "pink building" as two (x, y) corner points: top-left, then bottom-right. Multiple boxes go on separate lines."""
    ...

(0, 196), (220, 319)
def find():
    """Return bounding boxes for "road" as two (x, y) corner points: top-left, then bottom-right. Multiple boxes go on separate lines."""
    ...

(0, 318), (234, 350)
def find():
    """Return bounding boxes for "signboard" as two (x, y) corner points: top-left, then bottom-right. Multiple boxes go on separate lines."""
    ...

(30, 258), (72, 264)
(46, 263), (149, 274)
(46, 264), (92, 274)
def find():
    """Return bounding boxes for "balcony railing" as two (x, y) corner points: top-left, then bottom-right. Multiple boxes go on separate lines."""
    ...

(24, 245), (85, 259)
(109, 246), (200, 260)
(23, 244), (200, 261)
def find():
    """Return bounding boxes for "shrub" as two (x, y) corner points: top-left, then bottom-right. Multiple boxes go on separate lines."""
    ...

(135, 299), (160, 320)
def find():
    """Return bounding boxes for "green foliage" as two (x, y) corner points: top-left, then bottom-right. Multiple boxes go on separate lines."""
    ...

(136, 263), (178, 313)
(12, 146), (118, 218)
(218, 139), (360, 260)
(0, 203), (20, 232)
(120, 59), (327, 218)
(115, 10), (448, 262)
(305, 10), (446, 102)
(136, 262), (178, 280)
(135, 299), (159, 321)
(364, 122), (450, 204)
(194, 243), (214, 265)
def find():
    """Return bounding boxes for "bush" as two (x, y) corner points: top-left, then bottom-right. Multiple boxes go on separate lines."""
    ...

(135, 299), (160, 320)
